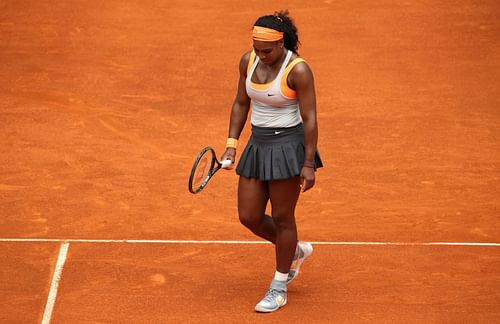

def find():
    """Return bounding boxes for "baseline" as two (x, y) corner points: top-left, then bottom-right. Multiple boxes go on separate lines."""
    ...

(0, 238), (499, 247)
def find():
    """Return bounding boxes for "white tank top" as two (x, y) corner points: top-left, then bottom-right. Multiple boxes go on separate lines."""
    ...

(245, 50), (303, 128)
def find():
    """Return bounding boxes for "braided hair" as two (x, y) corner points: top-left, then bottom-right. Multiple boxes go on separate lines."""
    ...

(254, 10), (300, 53)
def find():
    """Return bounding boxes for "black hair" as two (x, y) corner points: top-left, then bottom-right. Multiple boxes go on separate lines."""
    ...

(254, 10), (300, 54)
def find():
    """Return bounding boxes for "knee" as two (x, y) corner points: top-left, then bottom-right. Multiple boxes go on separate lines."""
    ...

(238, 211), (260, 230)
(272, 211), (296, 230)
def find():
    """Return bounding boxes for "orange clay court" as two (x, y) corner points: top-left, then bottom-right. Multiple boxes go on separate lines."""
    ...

(0, 1), (499, 323)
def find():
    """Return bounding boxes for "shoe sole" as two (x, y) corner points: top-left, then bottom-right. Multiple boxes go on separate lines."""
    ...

(287, 242), (313, 284)
(254, 300), (287, 313)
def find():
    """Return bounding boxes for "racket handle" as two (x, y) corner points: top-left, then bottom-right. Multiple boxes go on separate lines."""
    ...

(221, 159), (233, 170)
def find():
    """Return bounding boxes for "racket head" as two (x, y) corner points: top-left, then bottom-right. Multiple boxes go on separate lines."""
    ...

(188, 147), (218, 194)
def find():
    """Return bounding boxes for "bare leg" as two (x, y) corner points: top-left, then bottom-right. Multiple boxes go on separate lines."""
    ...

(268, 177), (301, 274)
(237, 176), (276, 243)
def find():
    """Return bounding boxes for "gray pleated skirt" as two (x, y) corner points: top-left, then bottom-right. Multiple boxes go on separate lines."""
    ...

(236, 123), (323, 181)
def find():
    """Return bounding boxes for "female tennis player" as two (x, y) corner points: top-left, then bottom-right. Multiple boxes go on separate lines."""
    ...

(221, 10), (323, 313)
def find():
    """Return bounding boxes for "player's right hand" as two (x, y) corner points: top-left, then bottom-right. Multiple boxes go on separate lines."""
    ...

(221, 148), (236, 168)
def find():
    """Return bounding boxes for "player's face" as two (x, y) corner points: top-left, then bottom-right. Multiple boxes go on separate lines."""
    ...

(253, 40), (284, 66)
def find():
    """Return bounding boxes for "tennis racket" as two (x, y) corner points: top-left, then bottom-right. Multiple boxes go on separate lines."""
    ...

(188, 146), (233, 194)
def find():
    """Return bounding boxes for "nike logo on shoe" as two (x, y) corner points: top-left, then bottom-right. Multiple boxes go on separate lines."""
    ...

(276, 295), (285, 306)
(274, 131), (282, 135)
(267, 93), (275, 96)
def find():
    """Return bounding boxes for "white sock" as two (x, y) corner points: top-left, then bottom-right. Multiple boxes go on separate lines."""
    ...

(274, 270), (289, 282)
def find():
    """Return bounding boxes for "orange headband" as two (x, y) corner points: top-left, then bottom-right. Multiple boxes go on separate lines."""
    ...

(252, 26), (283, 42)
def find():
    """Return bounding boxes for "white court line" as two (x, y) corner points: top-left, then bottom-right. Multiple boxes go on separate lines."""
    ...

(4, 238), (496, 324)
(41, 242), (69, 324)
(0, 238), (499, 246)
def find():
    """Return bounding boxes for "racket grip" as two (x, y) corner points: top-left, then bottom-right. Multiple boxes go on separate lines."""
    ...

(221, 159), (233, 170)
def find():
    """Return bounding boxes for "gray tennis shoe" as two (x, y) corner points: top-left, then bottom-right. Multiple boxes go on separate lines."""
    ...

(287, 241), (313, 284)
(254, 279), (287, 313)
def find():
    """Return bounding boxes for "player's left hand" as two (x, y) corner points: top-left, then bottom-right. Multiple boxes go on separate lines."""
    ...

(300, 167), (315, 192)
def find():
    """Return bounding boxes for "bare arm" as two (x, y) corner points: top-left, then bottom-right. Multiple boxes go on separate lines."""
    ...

(290, 61), (318, 192)
(221, 52), (252, 163)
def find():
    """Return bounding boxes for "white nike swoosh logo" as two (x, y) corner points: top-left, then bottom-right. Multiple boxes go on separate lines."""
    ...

(274, 131), (281, 135)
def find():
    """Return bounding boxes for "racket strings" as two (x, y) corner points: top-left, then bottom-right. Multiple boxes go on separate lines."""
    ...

(189, 147), (218, 193)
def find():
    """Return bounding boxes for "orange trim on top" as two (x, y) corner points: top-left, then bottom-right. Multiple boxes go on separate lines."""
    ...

(247, 51), (256, 76)
(247, 52), (306, 94)
(280, 58), (306, 98)
(250, 81), (273, 91)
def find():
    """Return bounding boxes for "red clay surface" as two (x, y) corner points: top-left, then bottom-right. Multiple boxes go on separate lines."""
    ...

(0, 243), (60, 323)
(42, 244), (500, 323)
(1, 0), (499, 323)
